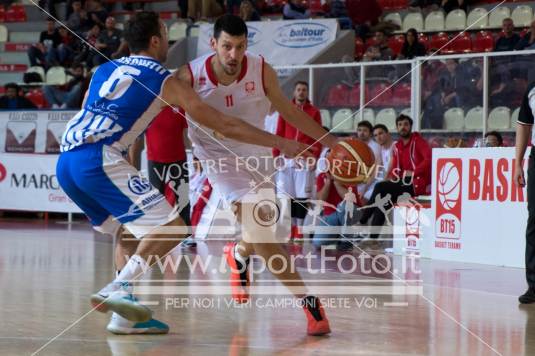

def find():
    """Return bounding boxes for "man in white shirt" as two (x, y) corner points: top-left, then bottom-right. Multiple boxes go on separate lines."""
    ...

(372, 123), (394, 179)
(356, 120), (382, 203)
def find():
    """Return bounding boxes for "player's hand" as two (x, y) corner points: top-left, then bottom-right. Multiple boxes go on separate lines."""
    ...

(514, 162), (526, 187)
(278, 139), (314, 159)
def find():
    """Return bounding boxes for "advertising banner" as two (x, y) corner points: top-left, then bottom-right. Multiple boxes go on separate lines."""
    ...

(197, 19), (339, 66)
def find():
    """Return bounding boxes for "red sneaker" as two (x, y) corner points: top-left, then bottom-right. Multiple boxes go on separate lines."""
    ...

(302, 296), (331, 336)
(224, 242), (250, 303)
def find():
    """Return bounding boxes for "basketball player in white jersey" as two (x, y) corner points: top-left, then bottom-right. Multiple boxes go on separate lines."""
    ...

(57, 12), (315, 335)
(175, 15), (338, 336)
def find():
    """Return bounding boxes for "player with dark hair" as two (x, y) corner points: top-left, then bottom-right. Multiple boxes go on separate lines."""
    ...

(176, 14), (337, 335)
(57, 11), (313, 335)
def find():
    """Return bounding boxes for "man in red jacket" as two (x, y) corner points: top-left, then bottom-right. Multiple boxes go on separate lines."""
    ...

(273, 81), (322, 235)
(359, 114), (432, 238)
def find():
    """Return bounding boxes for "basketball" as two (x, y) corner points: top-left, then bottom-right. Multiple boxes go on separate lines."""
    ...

(327, 138), (375, 185)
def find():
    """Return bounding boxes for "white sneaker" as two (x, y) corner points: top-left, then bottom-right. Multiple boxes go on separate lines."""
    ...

(107, 313), (169, 335)
(90, 281), (152, 323)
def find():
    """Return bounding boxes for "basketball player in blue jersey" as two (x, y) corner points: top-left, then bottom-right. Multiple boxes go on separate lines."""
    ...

(56, 11), (313, 335)
(176, 15), (339, 335)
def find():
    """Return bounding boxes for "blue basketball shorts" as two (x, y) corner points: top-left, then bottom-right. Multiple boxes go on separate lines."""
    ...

(56, 143), (175, 238)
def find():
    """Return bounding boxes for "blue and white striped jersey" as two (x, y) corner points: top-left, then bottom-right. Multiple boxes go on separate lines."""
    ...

(60, 55), (171, 152)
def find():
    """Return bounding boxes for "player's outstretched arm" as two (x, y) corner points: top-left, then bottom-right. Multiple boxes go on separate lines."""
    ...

(161, 71), (311, 159)
(263, 63), (338, 150)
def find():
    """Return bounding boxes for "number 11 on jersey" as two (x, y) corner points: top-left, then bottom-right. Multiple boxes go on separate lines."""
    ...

(225, 95), (234, 107)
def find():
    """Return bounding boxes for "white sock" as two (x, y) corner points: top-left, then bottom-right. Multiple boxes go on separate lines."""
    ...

(114, 255), (149, 283)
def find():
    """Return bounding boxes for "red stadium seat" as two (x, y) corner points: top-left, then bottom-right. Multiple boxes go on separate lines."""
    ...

(308, 0), (323, 14)
(25, 89), (48, 109)
(324, 84), (350, 107)
(388, 34), (405, 57)
(444, 32), (472, 54)
(520, 28), (529, 37)
(365, 36), (378, 48)
(14, 5), (26, 22)
(354, 37), (365, 59)
(349, 84), (369, 107)
(472, 31), (494, 53)
(366, 82), (393, 108)
(429, 32), (449, 53)
(391, 83), (411, 106)
(378, 0), (408, 10)
(0, 6), (5, 22)
(5, 4), (25, 22)
(418, 33), (429, 52)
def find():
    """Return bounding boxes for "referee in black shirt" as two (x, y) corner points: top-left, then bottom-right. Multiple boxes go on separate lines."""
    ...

(515, 81), (535, 303)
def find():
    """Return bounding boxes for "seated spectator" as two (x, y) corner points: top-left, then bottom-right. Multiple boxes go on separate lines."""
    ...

(355, 120), (382, 203)
(74, 24), (101, 67)
(312, 168), (362, 250)
(43, 63), (85, 109)
(67, 0), (91, 34)
(57, 27), (79, 66)
(372, 124), (394, 176)
(323, 0), (352, 30)
(516, 20), (535, 50)
(359, 114), (431, 239)
(484, 131), (503, 147)
(398, 28), (426, 59)
(0, 83), (37, 110)
(442, 0), (466, 14)
(93, 16), (123, 66)
(188, 0), (224, 20)
(495, 18), (520, 52)
(86, 0), (108, 29)
(239, 0), (260, 22)
(227, 0), (242, 15)
(346, 0), (382, 39)
(283, 0), (310, 20)
(27, 18), (61, 68)
(363, 30), (393, 61)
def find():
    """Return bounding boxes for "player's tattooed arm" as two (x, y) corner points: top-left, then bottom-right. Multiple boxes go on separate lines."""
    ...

(161, 67), (313, 159)
(263, 63), (338, 150)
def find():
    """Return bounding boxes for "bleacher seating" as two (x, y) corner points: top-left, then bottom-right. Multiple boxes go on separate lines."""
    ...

(443, 107), (465, 130)
(324, 84), (350, 107)
(511, 107), (520, 128)
(45, 66), (67, 85)
(425, 11), (445, 32)
(403, 12), (424, 32)
(169, 21), (187, 41)
(488, 6), (510, 28)
(375, 108), (397, 131)
(465, 106), (484, 130)
(320, 109), (331, 128)
(488, 106), (511, 129)
(26, 66), (45, 82)
(472, 31), (494, 52)
(331, 109), (354, 132)
(391, 83), (411, 106)
(511, 5), (533, 27)
(445, 9), (467, 31)
(388, 34), (405, 57)
(0, 24), (6, 42)
(467, 8), (489, 29)
(362, 108), (375, 125)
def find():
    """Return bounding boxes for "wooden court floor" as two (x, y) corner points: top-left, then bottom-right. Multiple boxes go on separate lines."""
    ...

(0, 220), (533, 356)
